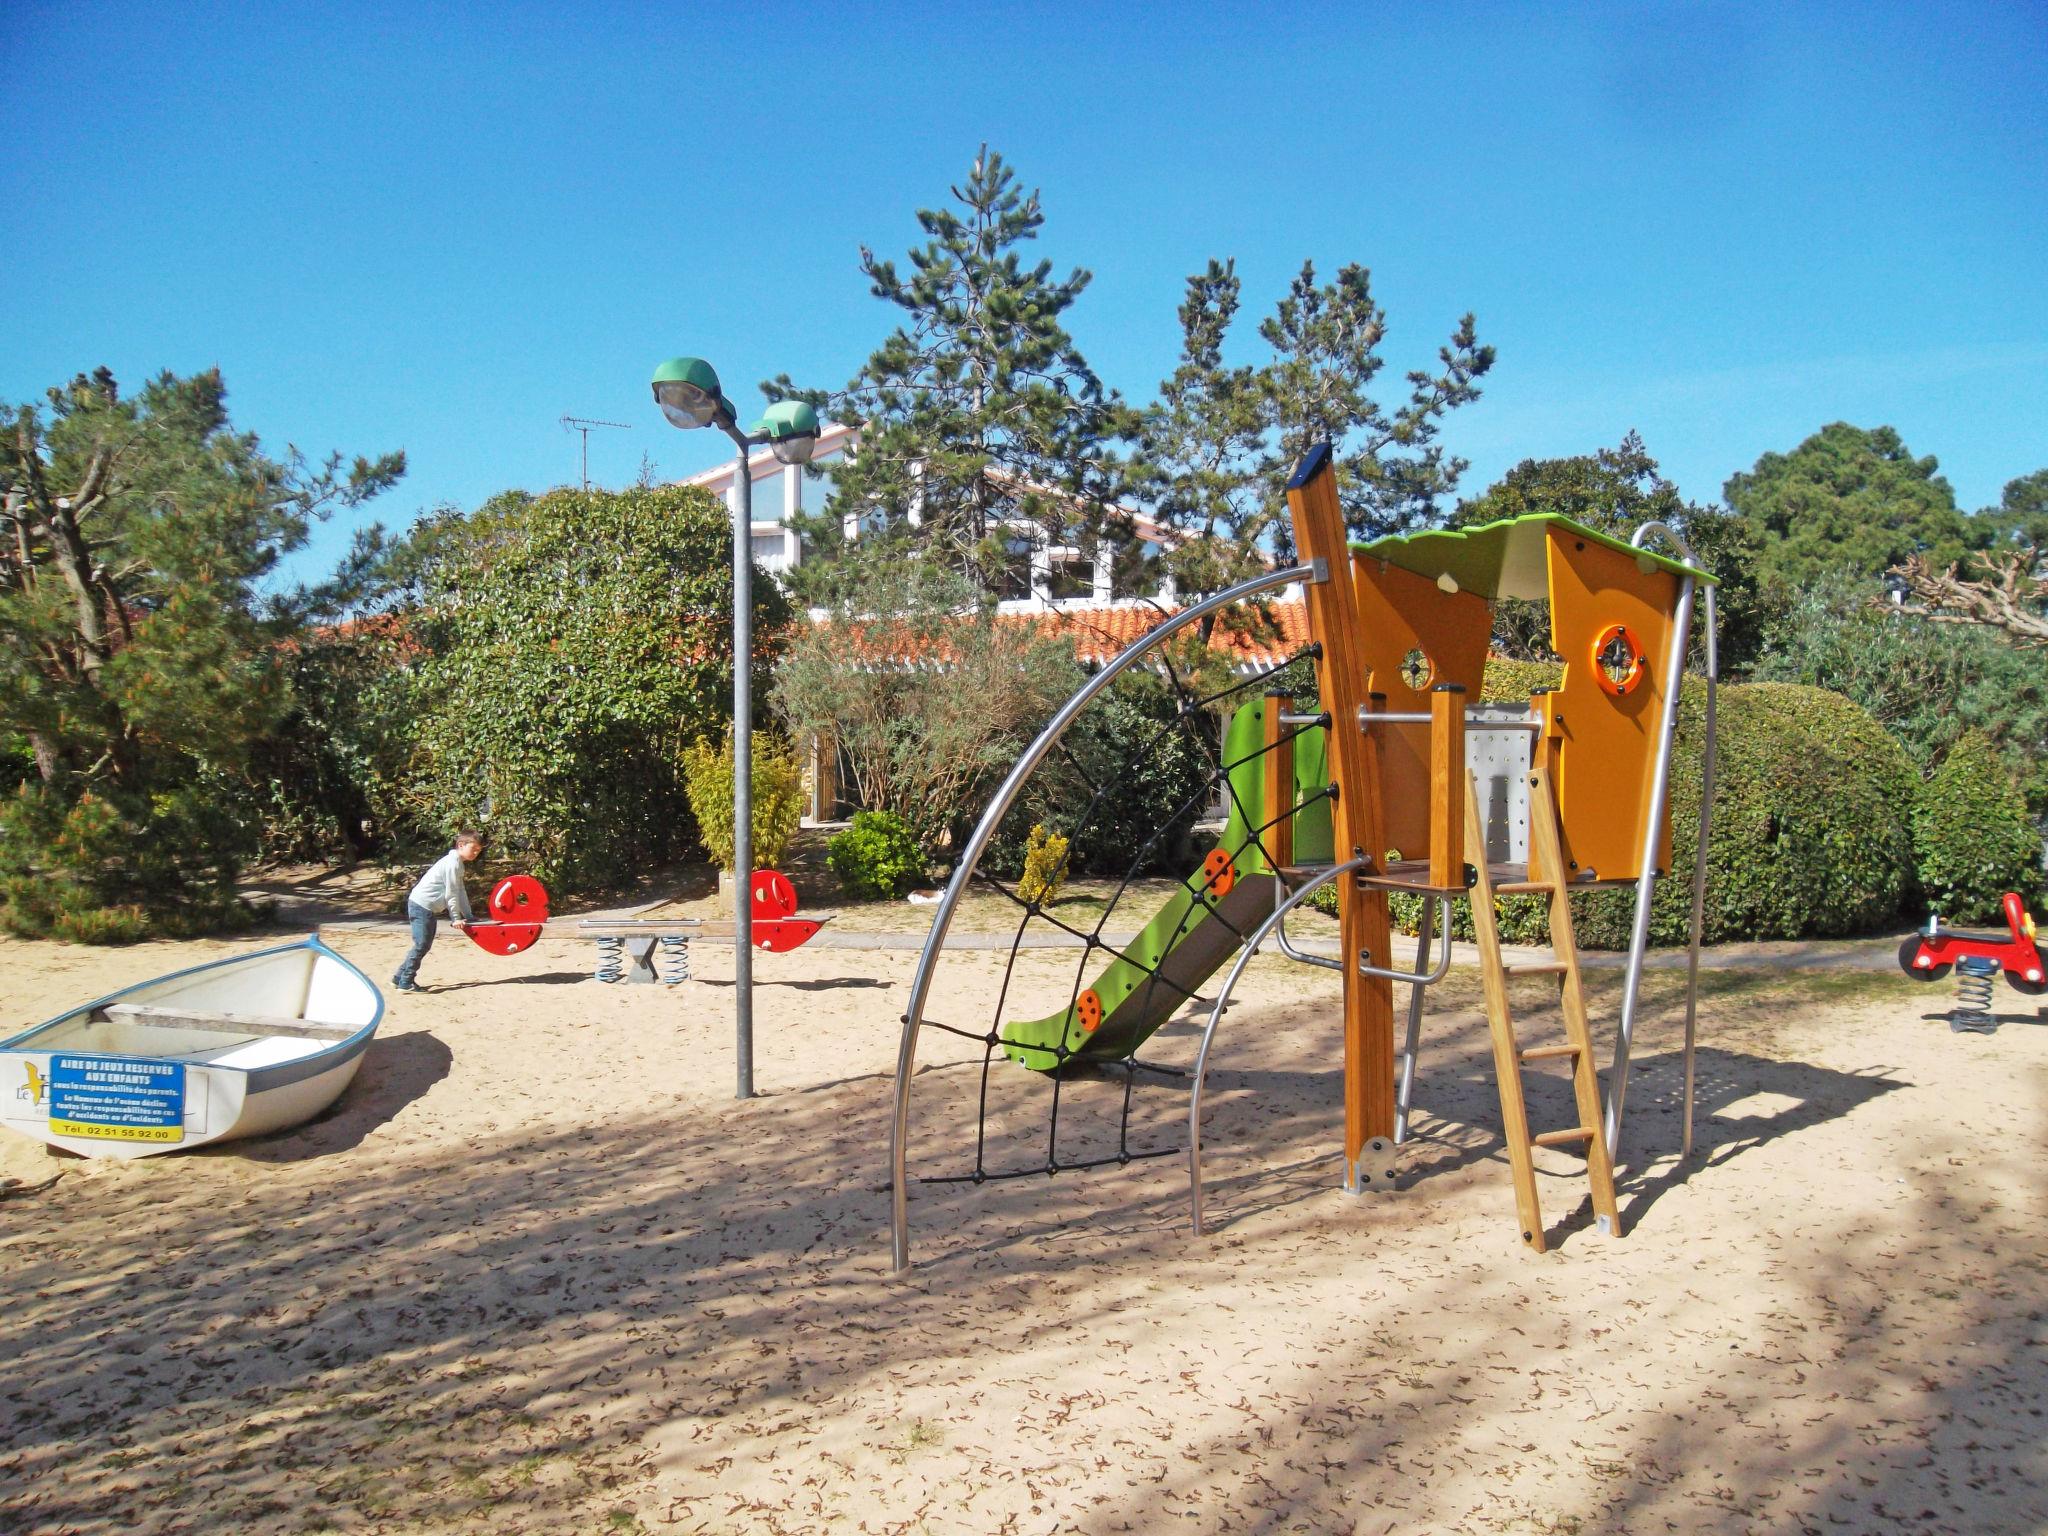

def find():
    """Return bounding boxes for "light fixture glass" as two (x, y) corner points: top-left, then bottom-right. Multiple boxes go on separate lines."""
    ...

(650, 357), (727, 430)
(754, 399), (820, 465)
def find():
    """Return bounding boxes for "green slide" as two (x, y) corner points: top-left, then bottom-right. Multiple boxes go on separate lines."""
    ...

(1001, 698), (1333, 1071)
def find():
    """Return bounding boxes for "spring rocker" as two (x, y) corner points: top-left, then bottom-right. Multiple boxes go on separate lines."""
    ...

(1897, 893), (2045, 1032)
(460, 870), (831, 984)
(888, 442), (1721, 1268)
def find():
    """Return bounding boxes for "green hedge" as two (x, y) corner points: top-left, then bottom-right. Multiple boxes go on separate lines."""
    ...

(1912, 729), (2042, 924)
(1370, 669), (1918, 947)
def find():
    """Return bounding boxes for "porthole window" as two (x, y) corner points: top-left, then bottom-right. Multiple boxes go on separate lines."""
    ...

(1398, 647), (1433, 691)
(1592, 624), (1648, 697)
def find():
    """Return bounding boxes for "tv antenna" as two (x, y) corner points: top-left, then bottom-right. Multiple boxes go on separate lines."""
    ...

(560, 415), (633, 490)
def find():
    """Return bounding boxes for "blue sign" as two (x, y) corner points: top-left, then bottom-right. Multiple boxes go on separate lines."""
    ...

(48, 1054), (186, 1144)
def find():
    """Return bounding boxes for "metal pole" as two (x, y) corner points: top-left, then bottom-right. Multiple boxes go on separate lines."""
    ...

(1190, 858), (1366, 1235)
(889, 562), (1316, 1273)
(729, 437), (755, 1099)
(1606, 541), (1698, 1156)
(1628, 522), (1718, 1164)
(1394, 894), (1434, 1144)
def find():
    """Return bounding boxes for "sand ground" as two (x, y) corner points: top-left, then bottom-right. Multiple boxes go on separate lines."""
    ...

(2, 906), (2045, 1535)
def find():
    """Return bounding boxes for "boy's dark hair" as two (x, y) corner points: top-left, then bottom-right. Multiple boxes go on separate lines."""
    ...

(455, 829), (486, 847)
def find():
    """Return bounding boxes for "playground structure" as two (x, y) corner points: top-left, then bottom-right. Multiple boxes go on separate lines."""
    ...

(460, 870), (831, 984)
(889, 442), (1722, 1269)
(1898, 892), (2044, 1031)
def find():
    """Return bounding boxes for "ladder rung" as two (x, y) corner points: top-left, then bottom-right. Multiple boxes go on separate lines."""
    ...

(1519, 1043), (1582, 1063)
(1503, 960), (1569, 978)
(1494, 879), (1558, 895)
(1531, 1126), (1597, 1148)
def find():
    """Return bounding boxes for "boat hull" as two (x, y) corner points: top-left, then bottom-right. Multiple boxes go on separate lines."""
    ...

(0, 938), (383, 1160)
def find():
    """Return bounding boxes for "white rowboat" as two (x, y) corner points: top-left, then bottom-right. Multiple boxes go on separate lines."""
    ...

(1, 937), (383, 1160)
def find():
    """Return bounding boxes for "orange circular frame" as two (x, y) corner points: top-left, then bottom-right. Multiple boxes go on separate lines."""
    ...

(1591, 623), (1648, 697)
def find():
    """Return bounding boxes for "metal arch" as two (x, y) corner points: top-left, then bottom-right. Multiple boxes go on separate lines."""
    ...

(889, 562), (1319, 1273)
(1610, 520), (1719, 1162)
(1188, 857), (1367, 1236)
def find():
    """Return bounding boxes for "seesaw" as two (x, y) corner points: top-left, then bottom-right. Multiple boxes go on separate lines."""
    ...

(459, 871), (833, 984)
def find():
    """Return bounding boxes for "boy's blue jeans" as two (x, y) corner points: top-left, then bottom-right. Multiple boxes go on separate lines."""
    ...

(393, 901), (437, 988)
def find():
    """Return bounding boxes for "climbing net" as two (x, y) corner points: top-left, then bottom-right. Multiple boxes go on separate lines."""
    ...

(908, 604), (1338, 1192)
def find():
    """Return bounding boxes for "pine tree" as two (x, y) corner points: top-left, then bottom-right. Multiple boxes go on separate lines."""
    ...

(1145, 258), (1495, 589)
(0, 368), (401, 936)
(770, 147), (1140, 604)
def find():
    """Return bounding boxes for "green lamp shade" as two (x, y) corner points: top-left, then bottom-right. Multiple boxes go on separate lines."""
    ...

(651, 356), (727, 429)
(751, 399), (821, 465)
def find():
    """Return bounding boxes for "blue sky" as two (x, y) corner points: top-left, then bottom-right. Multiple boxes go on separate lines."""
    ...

(5, 2), (2043, 584)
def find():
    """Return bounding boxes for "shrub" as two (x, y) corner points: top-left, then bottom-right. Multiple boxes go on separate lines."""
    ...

(774, 555), (1080, 853)
(983, 671), (1215, 880)
(404, 485), (790, 892)
(1016, 824), (1071, 906)
(0, 783), (258, 942)
(1912, 730), (2042, 923)
(1752, 576), (2048, 819)
(681, 732), (806, 873)
(828, 810), (926, 900)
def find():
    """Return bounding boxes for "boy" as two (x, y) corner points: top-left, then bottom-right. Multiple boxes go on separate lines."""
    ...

(392, 830), (485, 993)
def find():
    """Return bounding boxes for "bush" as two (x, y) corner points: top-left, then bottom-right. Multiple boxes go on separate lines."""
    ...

(1753, 576), (2048, 819)
(983, 671), (1215, 880)
(0, 783), (259, 943)
(1016, 824), (1070, 906)
(828, 810), (926, 900)
(1912, 730), (2042, 923)
(1370, 667), (1918, 947)
(404, 485), (790, 892)
(774, 555), (1080, 853)
(680, 732), (806, 873)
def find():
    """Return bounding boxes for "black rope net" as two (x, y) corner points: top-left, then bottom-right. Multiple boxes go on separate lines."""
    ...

(910, 608), (1333, 1192)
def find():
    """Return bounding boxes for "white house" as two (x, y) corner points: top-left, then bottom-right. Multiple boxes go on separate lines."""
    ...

(675, 424), (1183, 610)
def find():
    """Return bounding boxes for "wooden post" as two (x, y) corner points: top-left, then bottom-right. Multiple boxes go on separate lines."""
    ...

(1429, 684), (1466, 889)
(1261, 690), (1295, 873)
(1284, 445), (1397, 1184)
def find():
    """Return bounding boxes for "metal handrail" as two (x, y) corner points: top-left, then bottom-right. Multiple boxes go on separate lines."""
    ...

(889, 562), (1319, 1273)
(1188, 858), (1365, 1234)
(1271, 865), (1342, 971)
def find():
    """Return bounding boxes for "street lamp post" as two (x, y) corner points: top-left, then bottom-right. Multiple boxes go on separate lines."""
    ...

(650, 358), (818, 1099)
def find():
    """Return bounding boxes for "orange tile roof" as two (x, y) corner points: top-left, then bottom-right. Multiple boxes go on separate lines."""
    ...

(819, 598), (1314, 673)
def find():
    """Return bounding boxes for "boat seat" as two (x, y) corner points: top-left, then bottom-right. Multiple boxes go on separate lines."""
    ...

(102, 1004), (361, 1042)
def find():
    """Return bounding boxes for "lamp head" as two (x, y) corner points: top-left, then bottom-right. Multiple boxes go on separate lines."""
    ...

(751, 399), (821, 465)
(650, 356), (730, 430)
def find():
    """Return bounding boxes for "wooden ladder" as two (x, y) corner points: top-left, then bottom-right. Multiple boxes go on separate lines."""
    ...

(1463, 763), (1623, 1253)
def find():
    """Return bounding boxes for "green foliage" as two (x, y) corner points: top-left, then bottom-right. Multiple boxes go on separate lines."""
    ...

(984, 670), (1214, 879)
(404, 485), (790, 892)
(0, 782), (261, 942)
(1725, 422), (1982, 590)
(1912, 731), (2042, 923)
(771, 146), (1141, 602)
(1144, 258), (1495, 594)
(0, 367), (400, 939)
(773, 554), (1080, 851)
(1751, 576), (2048, 818)
(245, 616), (424, 864)
(680, 732), (806, 873)
(1016, 824), (1070, 907)
(827, 810), (926, 901)
(1452, 432), (1775, 673)
(1980, 468), (2048, 550)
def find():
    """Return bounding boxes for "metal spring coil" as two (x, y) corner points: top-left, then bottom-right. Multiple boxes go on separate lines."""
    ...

(594, 934), (624, 984)
(660, 935), (691, 986)
(1952, 956), (1997, 1033)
